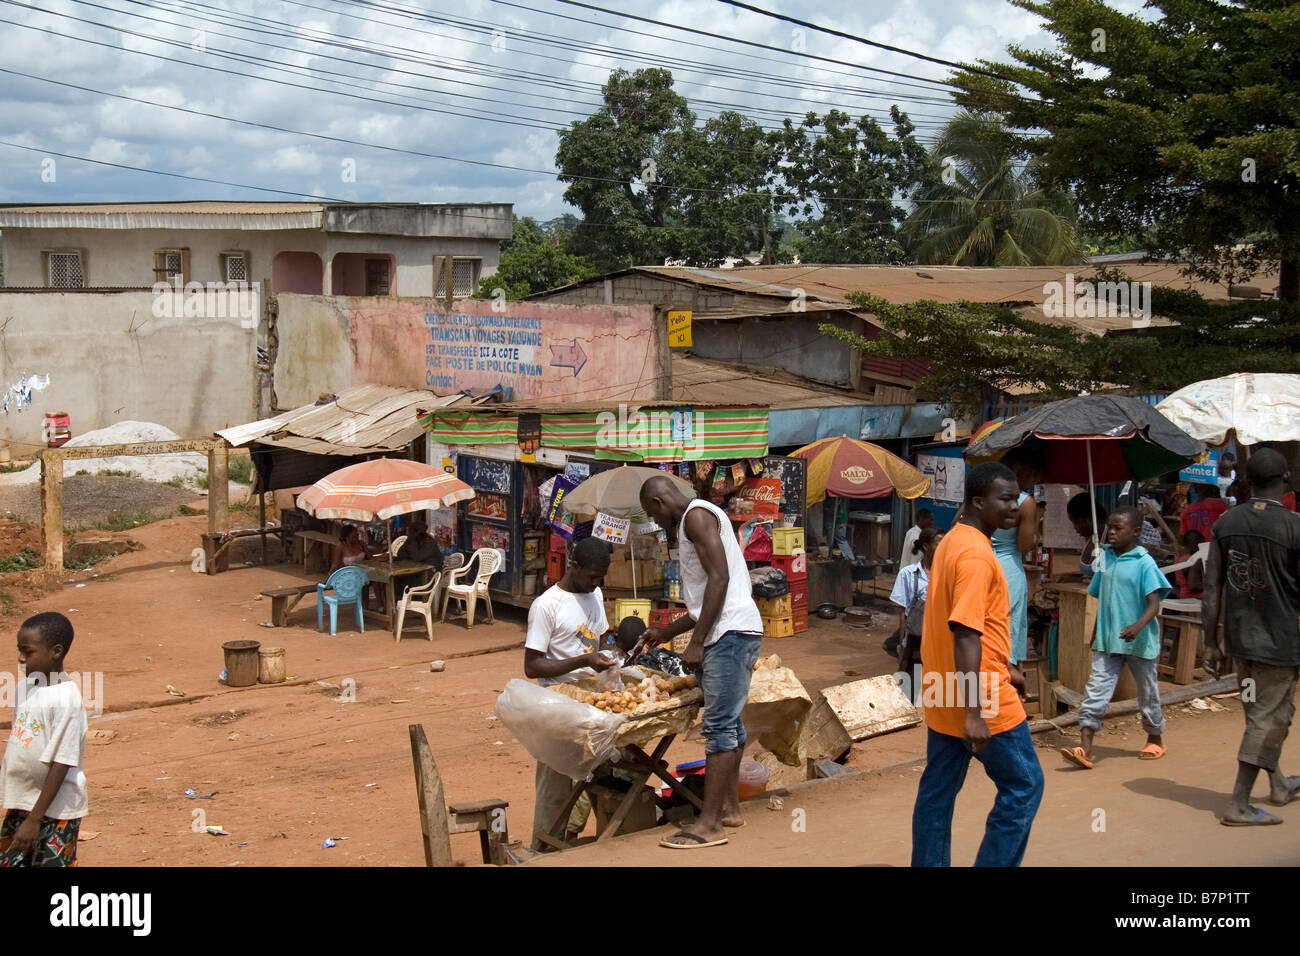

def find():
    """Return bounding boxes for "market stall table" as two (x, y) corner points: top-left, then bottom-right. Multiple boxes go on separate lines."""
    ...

(358, 559), (437, 634)
(295, 530), (339, 574)
(536, 686), (705, 851)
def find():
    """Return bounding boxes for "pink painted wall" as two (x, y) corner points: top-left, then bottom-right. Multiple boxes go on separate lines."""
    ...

(346, 298), (659, 401)
(272, 251), (324, 294)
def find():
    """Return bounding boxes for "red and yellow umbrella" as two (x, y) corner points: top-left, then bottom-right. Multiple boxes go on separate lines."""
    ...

(296, 458), (475, 521)
(792, 437), (931, 504)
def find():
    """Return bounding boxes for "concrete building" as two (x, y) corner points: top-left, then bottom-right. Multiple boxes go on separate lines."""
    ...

(0, 201), (513, 297)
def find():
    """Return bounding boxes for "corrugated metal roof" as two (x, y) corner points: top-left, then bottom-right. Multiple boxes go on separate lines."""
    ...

(539, 263), (1268, 335)
(218, 384), (468, 452)
(671, 354), (877, 409)
(422, 398), (766, 416)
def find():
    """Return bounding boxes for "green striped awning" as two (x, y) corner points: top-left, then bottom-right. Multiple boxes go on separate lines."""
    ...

(422, 407), (768, 462)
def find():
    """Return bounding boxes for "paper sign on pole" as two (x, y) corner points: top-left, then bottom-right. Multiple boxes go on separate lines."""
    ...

(592, 511), (630, 544)
(667, 310), (693, 348)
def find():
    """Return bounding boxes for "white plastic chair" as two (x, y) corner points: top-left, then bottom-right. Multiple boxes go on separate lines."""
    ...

(436, 552), (465, 617)
(441, 548), (504, 628)
(394, 571), (440, 643)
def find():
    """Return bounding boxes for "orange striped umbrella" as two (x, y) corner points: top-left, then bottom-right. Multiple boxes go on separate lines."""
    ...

(296, 458), (475, 521)
(792, 437), (931, 504)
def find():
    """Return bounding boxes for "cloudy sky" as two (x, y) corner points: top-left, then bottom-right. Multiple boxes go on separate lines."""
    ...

(0, 0), (1140, 219)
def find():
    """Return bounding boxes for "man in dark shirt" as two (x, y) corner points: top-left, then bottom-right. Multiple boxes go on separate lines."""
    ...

(1203, 448), (1300, 826)
(395, 518), (442, 594)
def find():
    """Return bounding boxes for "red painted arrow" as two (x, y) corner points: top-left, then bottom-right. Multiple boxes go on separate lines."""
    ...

(549, 339), (588, 376)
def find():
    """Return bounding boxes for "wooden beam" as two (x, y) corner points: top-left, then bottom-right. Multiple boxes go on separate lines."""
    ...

(40, 451), (63, 580)
(208, 442), (229, 536)
(46, 439), (220, 460)
(654, 306), (672, 401)
(409, 724), (455, 867)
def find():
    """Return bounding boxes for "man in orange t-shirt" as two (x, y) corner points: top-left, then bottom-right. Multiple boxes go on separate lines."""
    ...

(912, 461), (1044, 867)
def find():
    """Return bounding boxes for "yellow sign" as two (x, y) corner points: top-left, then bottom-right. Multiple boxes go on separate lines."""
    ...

(667, 310), (692, 348)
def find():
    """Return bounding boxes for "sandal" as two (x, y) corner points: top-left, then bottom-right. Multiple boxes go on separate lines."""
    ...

(1221, 806), (1284, 827)
(1060, 746), (1094, 770)
(659, 830), (728, 849)
(1138, 743), (1166, 760)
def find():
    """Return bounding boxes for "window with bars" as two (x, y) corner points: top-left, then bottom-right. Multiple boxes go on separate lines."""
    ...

(45, 251), (85, 288)
(364, 258), (391, 296)
(435, 258), (480, 298)
(222, 253), (249, 283)
(154, 248), (189, 284)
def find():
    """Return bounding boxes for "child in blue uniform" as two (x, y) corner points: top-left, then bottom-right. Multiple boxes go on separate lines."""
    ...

(1062, 507), (1170, 769)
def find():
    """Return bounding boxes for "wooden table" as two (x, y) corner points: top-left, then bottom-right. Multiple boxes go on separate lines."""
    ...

(1158, 598), (1211, 685)
(295, 531), (338, 574)
(359, 560), (436, 634)
(536, 733), (704, 851)
(1057, 581), (1136, 699)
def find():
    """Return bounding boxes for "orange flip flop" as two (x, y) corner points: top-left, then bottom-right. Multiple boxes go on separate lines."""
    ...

(1139, 743), (1166, 760)
(1060, 746), (1094, 769)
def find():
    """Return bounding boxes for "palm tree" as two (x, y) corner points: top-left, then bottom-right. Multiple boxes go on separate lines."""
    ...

(902, 112), (1083, 266)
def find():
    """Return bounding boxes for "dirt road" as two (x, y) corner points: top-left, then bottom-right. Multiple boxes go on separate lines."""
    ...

(0, 512), (1293, 867)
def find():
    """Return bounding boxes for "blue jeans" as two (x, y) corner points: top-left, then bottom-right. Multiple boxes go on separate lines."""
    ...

(699, 630), (763, 754)
(911, 721), (1044, 867)
(1078, 652), (1165, 735)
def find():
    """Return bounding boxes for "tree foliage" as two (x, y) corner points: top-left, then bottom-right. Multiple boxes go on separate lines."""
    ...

(825, 285), (1300, 414)
(554, 69), (933, 270)
(901, 111), (1083, 266)
(475, 216), (597, 299)
(953, 0), (1300, 300)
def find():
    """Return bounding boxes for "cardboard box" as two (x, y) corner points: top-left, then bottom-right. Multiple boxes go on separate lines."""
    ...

(603, 557), (657, 590)
(590, 784), (658, 836)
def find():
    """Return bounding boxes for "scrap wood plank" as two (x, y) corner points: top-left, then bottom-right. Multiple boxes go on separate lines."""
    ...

(820, 675), (921, 741)
(409, 724), (454, 867)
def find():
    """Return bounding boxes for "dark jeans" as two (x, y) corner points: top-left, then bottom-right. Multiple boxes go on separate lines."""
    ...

(911, 721), (1044, 867)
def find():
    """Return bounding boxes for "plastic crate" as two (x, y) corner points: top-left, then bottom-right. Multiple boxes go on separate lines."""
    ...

(770, 552), (807, 581)
(789, 584), (807, 614)
(546, 551), (565, 584)
(792, 608), (809, 633)
(614, 599), (652, 624)
(762, 615), (795, 638)
(650, 607), (689, 627)
(755, 594), (792, 618)
(772, 527), (805, 556)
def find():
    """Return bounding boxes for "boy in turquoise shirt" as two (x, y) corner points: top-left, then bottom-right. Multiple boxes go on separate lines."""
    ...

(1062, 507), (1170, 769)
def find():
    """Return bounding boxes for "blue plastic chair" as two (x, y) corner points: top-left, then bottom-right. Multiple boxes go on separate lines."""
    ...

(317, 566), (369, 635)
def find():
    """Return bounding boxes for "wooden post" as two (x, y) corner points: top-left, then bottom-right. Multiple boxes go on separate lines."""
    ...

(653, 306), (672, 401)
(258, 492), (267, 565)
(208, 442), (229, 536)
(40, 449), (63, 580)
(409, 724), (455, 867)
(442, 256), (455, 313)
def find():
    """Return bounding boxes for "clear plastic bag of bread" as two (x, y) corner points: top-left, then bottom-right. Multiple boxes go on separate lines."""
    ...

(494, 679), (623, 781)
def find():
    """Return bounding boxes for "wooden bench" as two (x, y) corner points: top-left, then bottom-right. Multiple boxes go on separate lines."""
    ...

(447, 798), (510, 865)
(261, 584), (319, 627)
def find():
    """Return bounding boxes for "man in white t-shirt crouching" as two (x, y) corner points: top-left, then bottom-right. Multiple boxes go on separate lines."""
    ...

(523, 536), (618, 849)
(639, 475), (763, 850)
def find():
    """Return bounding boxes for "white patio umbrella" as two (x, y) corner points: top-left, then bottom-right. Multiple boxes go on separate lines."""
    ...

(562, 465), (695, 597)
(1156, 373), (1300, 446)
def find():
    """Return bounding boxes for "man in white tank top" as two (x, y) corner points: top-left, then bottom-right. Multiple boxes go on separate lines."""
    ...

(640, 475), (763, 849)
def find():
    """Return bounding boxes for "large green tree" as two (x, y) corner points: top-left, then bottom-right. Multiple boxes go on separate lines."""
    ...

(554, 69), (699, 272)
(774, 106), (934, 263)
(475, 216), (597, 299)
(953, 0), (1300, 300)
(901, 111), (1083, 265)
(823, 283), (1300, 413)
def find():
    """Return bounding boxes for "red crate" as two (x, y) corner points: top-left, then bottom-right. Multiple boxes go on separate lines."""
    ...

(789, 583), (807, 613)
(650, 607), (688, 627)
(770, 552), (807, 581)
(547, 551), (565, 584)
(792, 607), (809, 633)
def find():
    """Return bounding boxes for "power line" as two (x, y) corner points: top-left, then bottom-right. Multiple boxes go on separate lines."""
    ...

(535, 0), (962, 90)
(0, 139), (351, 201)
(713, 0), (1006, 79)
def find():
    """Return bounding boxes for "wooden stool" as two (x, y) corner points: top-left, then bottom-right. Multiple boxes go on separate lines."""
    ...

(410, 724), (512, 866)
(1019, 655), (1050, 716)
(447, 799), (510, 865)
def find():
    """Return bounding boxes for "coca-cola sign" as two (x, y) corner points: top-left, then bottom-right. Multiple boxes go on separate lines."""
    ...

(737, 477), (782, 513)
(840, 466), (875, 484)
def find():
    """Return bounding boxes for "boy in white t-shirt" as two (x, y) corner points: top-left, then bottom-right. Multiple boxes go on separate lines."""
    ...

(524, 537), (618, 849)
(1, 612), (87, 867)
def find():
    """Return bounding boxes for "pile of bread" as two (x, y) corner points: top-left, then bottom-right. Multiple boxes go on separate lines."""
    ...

(588, 675), (696, 715)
